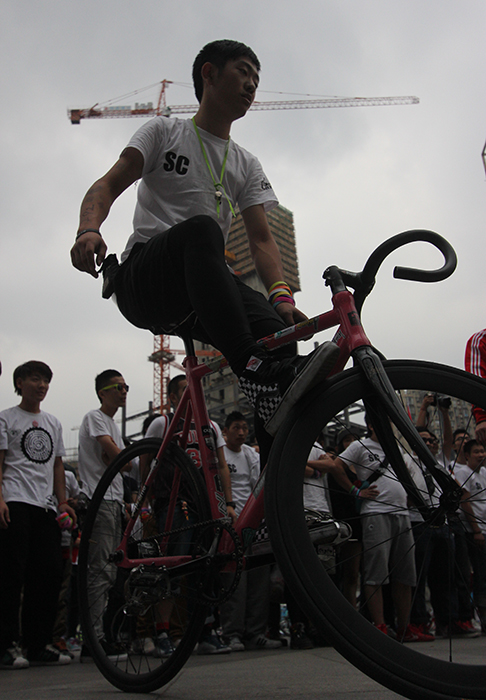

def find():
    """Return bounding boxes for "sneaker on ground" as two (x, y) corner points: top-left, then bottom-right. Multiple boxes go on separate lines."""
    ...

(417, 621), (435, 638)
(152, 632), (175, 658)
(228, 636), (245, 652)
(131, 637), (156, 655)
(197, 631), (231, 655)
(28, 644), (71, 666)
(80, 639), (128, 663)
(53, 638), (74, 659)
(239, 341), (340, 436)
(449, 620), (481, 638)
(373, 623), (388, 635)
(65, 636), (82, 653)
(0, 644), (29, 670)
(244, 633), (282, 650)
(290, 623), (314, 650)
(397, 624), (435, 643)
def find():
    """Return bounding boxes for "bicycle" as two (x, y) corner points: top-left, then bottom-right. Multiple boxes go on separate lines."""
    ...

(78, 229), (486, 700)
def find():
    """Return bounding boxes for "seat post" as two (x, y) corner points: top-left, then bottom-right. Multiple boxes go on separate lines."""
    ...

(181, 334), (196, 358)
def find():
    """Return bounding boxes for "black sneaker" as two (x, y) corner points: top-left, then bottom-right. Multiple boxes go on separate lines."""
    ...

(0, 644), (29, 669)
(239, 341), (339, 435)
(290, 623), (314, 650)
(27, 644), (71, 666)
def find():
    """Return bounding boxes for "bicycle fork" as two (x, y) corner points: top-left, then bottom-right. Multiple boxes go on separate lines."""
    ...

(353, 345), (463, 519)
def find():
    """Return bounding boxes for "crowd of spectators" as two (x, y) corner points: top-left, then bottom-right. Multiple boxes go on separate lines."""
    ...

(2, 346), (486, 671)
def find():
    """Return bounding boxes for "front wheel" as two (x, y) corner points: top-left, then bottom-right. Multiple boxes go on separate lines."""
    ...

(266, 360), (486, 700)
(78, 439), (211, 693)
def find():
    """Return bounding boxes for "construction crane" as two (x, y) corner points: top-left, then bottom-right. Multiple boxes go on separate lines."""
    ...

(68, 79), (419, 124)
(68, 80), (419, 411)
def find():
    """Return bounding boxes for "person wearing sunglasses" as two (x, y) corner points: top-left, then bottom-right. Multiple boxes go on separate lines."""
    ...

(77, 369), (130, 663)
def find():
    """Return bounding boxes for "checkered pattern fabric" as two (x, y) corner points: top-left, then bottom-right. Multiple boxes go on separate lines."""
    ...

(238, 377), (281, 423)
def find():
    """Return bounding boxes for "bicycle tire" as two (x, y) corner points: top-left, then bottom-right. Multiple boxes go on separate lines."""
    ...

(265, 360), (486, 700)
(78, 438), (211, 693)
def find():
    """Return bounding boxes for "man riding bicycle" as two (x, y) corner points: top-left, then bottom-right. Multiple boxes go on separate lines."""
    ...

(71, 39), (336, 457)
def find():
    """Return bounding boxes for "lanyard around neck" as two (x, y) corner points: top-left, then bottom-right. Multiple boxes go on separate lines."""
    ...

(192, 117), (236, 219)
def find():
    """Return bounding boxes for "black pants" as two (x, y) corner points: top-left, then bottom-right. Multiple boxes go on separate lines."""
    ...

(0, 502), (63, 655)
(114, 215), (294, 376)
(114, 216), (295, 460)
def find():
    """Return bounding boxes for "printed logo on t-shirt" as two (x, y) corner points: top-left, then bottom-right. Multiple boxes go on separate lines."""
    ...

(163, 151), (190, 175)
(260, 179), (272, 191)
(21, 427), (53, 464)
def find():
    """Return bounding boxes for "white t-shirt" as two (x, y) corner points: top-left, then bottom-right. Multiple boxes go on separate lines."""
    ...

(0, 405), (65, 510)
(121, 117), (278, 262)
(78, 408), (125, 502)
(405, 454), (449, 522)
(339, 437), (408, 516)
(145, 414), (225, 468)
(303, 444), (331, 513)
(454, 463), (486, 535)
(223, 443), (260, 516)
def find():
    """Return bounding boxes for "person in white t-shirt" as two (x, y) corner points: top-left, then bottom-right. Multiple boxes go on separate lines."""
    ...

(455, 440), (486, 632)
(219, 411), (282, 652)
(71, 39), (338, 463)
(143, 374), (235, 657)
(335, 416), (429, 643)
(77, 369), (128, 662)
(0, 361), (76, 668)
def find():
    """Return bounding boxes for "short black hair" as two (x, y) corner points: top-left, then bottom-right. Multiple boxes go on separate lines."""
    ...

(464, 439), (481, 457)
(142, 414), (159, 436)
(168, 374), (186, 400)
(453, 428), (470, 441)
(192, 39), (260, 102)
(418, 428), (438, 441)
(13, 361), (53, 395)
(95, 369), (122, 402)
(224, 410), (247, 429)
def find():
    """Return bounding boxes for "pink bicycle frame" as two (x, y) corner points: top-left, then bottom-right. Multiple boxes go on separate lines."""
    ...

(115, 286), (373, 572)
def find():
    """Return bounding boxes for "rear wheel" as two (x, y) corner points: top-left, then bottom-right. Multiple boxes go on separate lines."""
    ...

(266, 360), (486, 700)
(78, 439), (211, 692)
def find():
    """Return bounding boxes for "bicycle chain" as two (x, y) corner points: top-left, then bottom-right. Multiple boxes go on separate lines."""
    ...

(133, 517), (244, 605)
(192, 520), (244, 605)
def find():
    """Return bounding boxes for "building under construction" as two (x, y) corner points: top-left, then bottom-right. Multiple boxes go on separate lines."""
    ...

(197, 204), (301, 437)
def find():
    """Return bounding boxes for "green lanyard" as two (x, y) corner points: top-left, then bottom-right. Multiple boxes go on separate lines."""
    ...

(192, 117), (236, 219)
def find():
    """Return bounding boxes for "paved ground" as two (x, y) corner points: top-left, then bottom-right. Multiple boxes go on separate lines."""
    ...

(2, 638), (485, 700)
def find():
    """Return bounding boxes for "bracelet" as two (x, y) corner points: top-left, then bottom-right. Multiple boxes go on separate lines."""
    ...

(313, 469), (321, 479)
(58, 500), (68, 507)
(226, 501), (236, 509)
(349, 484), (359, 496)
(268, 281), (295, 309)
(76, 228), (101, 241)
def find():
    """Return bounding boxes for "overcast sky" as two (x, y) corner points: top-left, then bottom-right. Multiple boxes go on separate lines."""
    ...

(1, 0), (485, 453)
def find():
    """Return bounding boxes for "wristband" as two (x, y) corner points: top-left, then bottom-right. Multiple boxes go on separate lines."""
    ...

(268, 281), (295, 309)
(56, 512), (73, 530)
(226, 501), (236, 509)
(313, 469), (321, 479)
(349, 484), (359, 496)
(76, 228), (101, 241)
